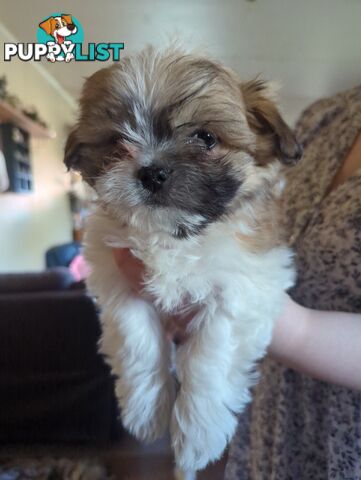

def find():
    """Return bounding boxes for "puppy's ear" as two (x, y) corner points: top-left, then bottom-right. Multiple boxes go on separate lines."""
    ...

(62, 14), (73, 25)
(64, 128), (103, 186)
(39, 17), (54, 35)
(64, 128), (83, 172)
(241, 79), (302, 165)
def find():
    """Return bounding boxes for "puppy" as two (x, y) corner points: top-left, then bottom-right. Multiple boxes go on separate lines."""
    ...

(39, 14), (77, 62)
(64, 46), (301, 476)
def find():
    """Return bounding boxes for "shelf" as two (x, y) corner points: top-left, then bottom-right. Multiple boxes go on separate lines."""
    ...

(0, 100), (56, 139)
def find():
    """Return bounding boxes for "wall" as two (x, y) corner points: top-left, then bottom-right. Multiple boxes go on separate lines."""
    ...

(2, 0), (360, 126)
(0, 23), (76, 272)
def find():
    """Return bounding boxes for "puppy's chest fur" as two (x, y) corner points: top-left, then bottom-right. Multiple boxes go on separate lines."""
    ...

(92, 210), (294, 317)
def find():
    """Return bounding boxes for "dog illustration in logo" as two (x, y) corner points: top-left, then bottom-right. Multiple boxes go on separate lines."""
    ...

(39, 14), (78, 62)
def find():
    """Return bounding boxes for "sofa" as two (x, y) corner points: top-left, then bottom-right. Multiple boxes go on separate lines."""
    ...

(0, 268), (120, 445)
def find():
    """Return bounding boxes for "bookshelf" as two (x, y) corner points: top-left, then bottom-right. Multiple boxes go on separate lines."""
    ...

(0, 100), (56, 193)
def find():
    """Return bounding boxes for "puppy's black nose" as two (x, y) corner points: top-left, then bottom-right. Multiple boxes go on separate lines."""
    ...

(67, 23), (76, 31)
(137, 166), (171, 193)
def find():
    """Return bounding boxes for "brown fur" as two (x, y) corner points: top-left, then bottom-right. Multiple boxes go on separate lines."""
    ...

(236, 193), (286, 253)
(241, 79), (302, 166)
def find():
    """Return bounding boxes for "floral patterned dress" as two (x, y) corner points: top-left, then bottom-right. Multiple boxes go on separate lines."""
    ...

(225, 85), (361, 480)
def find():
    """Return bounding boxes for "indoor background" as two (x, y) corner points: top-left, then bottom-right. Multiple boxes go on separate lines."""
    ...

(1, 0), (361, 271)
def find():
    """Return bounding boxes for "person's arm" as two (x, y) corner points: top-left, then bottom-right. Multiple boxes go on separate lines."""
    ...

(269, 295), (361, 390)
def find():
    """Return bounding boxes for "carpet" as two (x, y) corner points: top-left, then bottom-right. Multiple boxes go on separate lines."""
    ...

(0, 457), (114, 480)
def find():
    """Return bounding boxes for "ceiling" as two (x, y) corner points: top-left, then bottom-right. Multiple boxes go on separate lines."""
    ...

(2, 0), (361, 121)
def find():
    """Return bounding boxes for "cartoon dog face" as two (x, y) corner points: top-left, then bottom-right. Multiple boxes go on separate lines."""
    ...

(39, 15), (77, 44)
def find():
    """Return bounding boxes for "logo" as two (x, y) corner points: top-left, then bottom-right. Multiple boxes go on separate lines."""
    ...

(4, 13), (124, 63)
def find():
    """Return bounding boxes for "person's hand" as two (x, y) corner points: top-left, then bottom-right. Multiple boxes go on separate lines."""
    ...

(113, 248), (145, 295)
(113, 248), (195, 343)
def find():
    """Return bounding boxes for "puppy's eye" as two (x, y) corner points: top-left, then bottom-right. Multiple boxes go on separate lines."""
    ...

(55, 23), (60, 28)
(109, 135), (121, 145)
(192, 130), (217, 150)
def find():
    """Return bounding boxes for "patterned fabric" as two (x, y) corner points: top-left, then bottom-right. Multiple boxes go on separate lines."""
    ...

(0, 458), (112, 480)
(225, 85), (361, 480)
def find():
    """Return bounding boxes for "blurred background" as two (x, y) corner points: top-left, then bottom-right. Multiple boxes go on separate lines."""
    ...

(1, 0), (361, 271)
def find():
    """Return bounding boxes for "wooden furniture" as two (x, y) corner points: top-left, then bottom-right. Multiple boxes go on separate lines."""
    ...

(0, 100), (55, 139)
(0, 123), (32, 192)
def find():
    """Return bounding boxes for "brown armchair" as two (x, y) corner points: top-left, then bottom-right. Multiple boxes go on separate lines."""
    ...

(0, 268), (120, 445)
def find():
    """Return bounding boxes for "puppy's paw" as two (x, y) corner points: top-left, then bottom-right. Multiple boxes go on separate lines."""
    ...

(171, 393), (237, 471)
(174, 467), (196, 480)
(118, 375), (175, 443)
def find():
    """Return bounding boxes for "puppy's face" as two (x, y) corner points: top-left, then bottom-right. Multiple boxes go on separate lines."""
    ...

(65, 46), (301, 238)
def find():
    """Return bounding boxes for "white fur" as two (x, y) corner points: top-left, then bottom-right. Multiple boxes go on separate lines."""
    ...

(84, 204), (294, 475)
(174, 467), (196, 480)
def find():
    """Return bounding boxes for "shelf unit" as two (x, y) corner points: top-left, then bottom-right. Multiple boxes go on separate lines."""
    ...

(0, 99), (56, 193)
(0, 100), (56, 139)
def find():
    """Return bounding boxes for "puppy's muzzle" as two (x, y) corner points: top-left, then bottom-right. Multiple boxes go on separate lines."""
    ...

(137, 166), (172, 193)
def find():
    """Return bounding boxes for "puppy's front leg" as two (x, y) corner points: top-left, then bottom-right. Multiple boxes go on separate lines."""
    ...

(171, 304), (241, 472)
(100, 295), (175, 442)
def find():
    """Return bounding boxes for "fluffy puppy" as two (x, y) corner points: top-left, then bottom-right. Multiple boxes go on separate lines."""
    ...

(64, 45), (301, 476)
